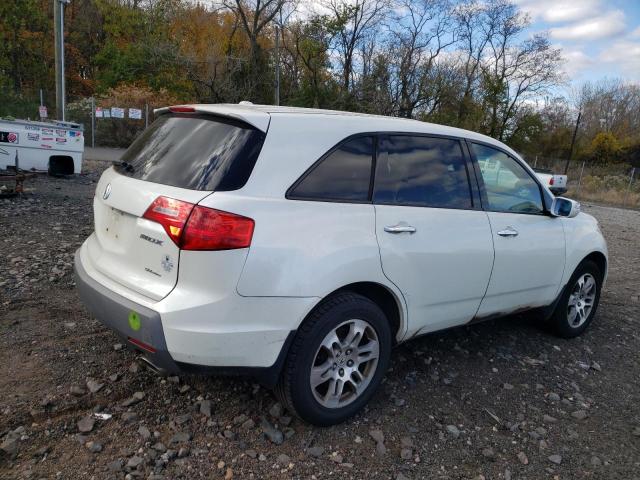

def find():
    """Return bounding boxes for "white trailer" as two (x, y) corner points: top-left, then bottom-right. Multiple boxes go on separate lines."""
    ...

(0, 118), (84, 174)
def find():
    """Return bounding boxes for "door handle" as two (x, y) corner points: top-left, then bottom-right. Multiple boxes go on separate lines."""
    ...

(384, 224), (417, 234)
(497, 226), (518, 237)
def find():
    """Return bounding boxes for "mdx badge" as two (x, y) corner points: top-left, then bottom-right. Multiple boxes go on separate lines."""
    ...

(140, 233), (163, 246)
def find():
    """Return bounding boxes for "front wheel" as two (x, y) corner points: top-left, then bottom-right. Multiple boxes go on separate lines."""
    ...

(276, 292), (392, 426)
(549, 260), (602, 338)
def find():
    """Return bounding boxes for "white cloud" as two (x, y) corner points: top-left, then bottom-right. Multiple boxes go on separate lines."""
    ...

(560, 47), (594, 78)
(514, 0), (601, 23)
(631, 25), (640, 38)
(598, 40), (640, 81)
(550, 10), (626, 41)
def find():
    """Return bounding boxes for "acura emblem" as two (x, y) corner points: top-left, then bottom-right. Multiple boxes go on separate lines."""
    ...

(103, 183), (112, 200)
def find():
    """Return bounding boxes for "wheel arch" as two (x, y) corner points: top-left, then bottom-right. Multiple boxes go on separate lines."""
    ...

(582, 250), (607, 280)
(48, 155), (75, 175)
(542, 249), (608, 323)
(322, 281), (406, 344)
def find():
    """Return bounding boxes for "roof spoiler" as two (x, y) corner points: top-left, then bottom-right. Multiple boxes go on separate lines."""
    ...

(154, 104), (270, 132)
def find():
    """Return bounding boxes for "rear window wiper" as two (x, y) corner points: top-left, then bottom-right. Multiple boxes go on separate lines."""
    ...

(113, 160), (135, 173)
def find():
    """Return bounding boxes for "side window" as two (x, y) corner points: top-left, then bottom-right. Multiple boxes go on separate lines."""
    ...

(288, 136), (373, 201)
(472, 143), (543, 214)
(374, 135), (472, 209)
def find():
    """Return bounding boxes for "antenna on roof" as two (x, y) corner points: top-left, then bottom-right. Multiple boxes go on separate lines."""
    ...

(238, 101), (253, 106)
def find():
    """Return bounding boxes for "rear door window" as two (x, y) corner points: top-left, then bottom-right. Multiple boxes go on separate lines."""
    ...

(374, 135), (473, 209)
(116, 114), (265, 191)
(288, 136), (374, 202)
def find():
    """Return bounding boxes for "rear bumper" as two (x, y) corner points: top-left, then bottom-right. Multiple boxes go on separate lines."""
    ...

(75, 250), (181, 373)
(74, 249), (306, 386)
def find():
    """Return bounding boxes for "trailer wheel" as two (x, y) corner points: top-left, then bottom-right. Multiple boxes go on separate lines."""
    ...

(48, 156), (74, 176)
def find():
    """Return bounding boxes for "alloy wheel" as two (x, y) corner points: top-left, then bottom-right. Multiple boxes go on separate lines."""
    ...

(567, 273), (597, 328)
(310, 319), (380, 408)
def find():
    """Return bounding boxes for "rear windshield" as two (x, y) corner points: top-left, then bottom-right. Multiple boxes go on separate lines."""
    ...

(115, 113), (266, 191)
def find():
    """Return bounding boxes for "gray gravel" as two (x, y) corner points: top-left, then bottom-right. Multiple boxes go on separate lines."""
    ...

(1, 162), (639, 479)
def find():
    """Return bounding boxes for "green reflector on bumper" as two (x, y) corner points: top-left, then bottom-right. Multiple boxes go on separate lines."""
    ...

(128, 311), (141, 331)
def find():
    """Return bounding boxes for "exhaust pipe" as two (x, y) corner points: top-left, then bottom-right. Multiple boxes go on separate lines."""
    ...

(138, 356), (168, 377)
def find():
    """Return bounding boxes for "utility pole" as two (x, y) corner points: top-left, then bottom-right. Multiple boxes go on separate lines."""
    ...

(564, 110), (581, 175)
(274, 9), (283, 106)
(91, 96), (96, 148)
(54, 0), (70, 121)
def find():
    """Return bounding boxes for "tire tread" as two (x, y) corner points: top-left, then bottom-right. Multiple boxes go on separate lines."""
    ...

(275, 292), (381, 422)
(549, 260), (602, 338)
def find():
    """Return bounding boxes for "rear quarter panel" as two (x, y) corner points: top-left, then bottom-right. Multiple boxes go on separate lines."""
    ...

(200, 194), (395, 298)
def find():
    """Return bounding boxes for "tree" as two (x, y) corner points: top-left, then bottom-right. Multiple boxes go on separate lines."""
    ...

(0, 0), (50, 93)
(171, 5), (248, 102)
(287, 16), (335, 108)
(482, 25), (563, 140)
(452, 0), (495, 128)
(320, 0), (389, 105)
(387, 0), (455, 118)
(223, 0), (287, 101)
(591, 132), (622, 164)
(92, 0), (186, 95)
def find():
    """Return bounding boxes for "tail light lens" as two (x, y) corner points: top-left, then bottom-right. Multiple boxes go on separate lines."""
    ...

(182, 206), (254, 250)
(549, 177), (555, 185)
(143, 196), (193, 245)
(143, 196), (254, 251)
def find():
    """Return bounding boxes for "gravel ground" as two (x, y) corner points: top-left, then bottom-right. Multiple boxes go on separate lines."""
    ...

(1, 161), (639, 480)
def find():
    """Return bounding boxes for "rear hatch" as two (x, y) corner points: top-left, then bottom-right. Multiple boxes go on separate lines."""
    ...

(87, 111), (266, 301)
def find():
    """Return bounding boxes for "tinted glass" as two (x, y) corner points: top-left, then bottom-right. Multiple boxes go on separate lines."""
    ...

(116, 114), (265, 191)
(289, 136), (374, 201)
(472, 143), (543, 214)
(374, 136), (472, 208)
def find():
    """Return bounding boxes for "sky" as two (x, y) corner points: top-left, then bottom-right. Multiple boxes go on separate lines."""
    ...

(514, 0), (640, 86)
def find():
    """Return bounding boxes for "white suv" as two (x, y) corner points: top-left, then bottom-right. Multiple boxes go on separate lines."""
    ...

(75, 104), (608, 425)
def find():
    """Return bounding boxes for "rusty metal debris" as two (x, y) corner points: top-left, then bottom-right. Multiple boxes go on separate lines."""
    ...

(1, 150), (36, 197)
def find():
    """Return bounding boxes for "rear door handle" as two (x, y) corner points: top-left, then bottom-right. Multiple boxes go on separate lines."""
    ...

(384, 224), (416, 234)
(497, 226), (519, 237)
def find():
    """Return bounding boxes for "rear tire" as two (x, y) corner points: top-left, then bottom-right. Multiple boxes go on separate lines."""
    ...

(549, 260), (602, 338)
(276, 292), (391, 426)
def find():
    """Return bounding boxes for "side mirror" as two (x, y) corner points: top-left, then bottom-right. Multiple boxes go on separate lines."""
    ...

(550, 197), (580, 218)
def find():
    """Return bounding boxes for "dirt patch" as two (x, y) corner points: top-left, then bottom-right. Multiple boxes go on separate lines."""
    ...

(1, 162), (639, 479)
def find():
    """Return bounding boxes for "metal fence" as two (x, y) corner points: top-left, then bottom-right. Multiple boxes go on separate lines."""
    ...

(524, 155), (639, 210)
(67, 98), (155, 149)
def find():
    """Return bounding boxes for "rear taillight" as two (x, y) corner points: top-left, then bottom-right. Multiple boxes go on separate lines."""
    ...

(182, 206), (254, 251)
(549, 177), (554, 185)
(143, 196), (194, 245)
(143, 196), (254, 251)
